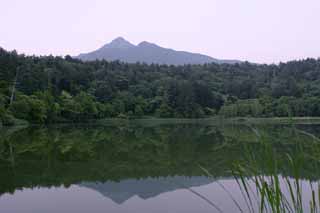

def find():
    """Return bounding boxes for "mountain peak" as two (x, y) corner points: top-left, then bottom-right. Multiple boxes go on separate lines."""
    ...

(138, 41), (159, 48)
(78, 37), (241, 65)
(112, 37), (127, 43)
(103, 37), (135, 49)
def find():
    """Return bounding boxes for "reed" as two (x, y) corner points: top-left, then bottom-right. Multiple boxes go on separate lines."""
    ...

(231, 128), (320, 213)
(201, 126), (320, 212)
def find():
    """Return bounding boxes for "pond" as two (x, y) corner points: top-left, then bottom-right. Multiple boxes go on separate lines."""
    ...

(0, 123), (320, 212)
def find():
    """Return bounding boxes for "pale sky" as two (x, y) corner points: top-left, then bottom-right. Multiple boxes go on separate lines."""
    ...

(1, 0), (320, 63)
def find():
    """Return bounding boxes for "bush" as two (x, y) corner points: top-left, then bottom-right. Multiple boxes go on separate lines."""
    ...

(10, 94), (30, 120)
(10, 94), (47, 123)
(134, 105), (144, 117)
(156, 104), (173, 118)
(219, 99), (263, 117)
(1, 113), (15, 126)
(117, 113), (128, 119)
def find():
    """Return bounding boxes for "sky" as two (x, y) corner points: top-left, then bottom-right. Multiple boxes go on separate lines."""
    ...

(1, 0), (320, 64)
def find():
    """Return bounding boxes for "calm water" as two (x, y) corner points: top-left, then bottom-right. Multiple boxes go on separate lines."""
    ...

(0, 123), (320, 212)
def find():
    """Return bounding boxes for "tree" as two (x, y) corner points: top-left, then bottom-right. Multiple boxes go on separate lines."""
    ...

(156, 103), (173, 118)
(59, 91), (81, 121)
(35, 91), (60, 122)
(10, 93), (47, 123)
(134, 105), (144, 117)
(274, 97), (292, 117)
(28, 95), (47, 123)
(1, 47), (320, 122)
(10, 94), (31, 120)
(75, 92), (98, 119)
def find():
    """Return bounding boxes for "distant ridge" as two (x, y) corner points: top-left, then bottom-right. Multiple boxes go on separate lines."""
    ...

(76, 37), (240, 65)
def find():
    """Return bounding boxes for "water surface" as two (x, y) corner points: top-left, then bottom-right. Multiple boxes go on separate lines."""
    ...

(0, 123), (319, 212)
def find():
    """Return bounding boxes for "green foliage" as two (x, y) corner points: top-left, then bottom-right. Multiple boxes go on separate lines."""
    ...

(0, 94), (8, 125)
(1, 113), (15, 126)
(0, 99), (15, 126)
(134, 105), (144, 117)
(35, 91), (60, 122)
(74, 92), (98, 119)
(220, 99), (263, 117)
(231, 128), (320, 213)
(59, 91), (81, 121)
(96, 103), (115, 118)
(117, 113), (128, 119)
(1, 48), (320, 123)
(10, 94), (47, 123)
(156, 103), (173, 118)
(10, 94), (32, 120)
(28, 95), (47, 123)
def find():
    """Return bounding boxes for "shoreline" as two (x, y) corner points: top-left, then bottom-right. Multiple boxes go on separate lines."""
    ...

(56, 116), (320, 126)
(2, 117), (320, 129)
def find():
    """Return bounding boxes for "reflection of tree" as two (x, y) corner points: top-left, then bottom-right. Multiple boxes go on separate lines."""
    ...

(0, 124), (319, 195)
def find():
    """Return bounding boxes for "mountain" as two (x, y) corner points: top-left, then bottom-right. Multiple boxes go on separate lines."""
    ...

(76, 37), (240, 65)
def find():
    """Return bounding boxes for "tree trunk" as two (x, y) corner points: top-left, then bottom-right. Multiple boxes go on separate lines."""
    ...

(10, 67), (19, 105)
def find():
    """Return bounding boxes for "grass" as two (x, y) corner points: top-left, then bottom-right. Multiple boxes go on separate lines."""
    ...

(231, 149), (320, 213)
(200, 125), (320, 212)
(233, 126), (320, 213)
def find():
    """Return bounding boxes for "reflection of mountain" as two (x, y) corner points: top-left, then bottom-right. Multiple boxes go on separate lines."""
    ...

(80, 176), (213, 204)
(1, 124), (320, 196)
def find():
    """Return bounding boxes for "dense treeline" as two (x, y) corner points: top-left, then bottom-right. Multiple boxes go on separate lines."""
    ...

(1, 48), (320, 124)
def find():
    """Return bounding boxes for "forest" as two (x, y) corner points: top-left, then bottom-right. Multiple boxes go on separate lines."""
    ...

(1, 47), (320, 125)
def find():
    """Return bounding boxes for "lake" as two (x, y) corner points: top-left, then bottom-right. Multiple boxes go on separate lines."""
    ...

(0, 122), (320, 212)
